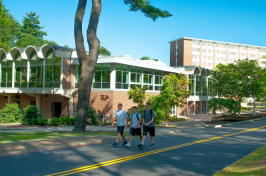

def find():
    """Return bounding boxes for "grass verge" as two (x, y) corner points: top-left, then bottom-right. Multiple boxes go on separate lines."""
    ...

(0, 131), (130, 144)
(215, 144), (266, 176)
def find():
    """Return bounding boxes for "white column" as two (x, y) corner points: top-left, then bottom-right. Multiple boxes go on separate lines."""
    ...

(110, 64), (116, 89)
(12, 62), (15, 88)
(69, 92), (74, 117)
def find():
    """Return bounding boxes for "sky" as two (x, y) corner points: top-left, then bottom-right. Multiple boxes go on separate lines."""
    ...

(3, 0), (266, 66)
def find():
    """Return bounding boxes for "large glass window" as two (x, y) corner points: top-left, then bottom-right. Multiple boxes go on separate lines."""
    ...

(29, 51), (43, 88)
(45, 48), (61, 88)
(208, 78), (213, 96)
(154, 71), (164, 91)
(14, 52), (27, 88)
(93, 64), (111, 89)
(116, 64), (129, 89)
(196, 75), (201, 96)
(0, 55), (12, 88)
(189, 75), (195, 96)
(143, 69), (153, 90)
(130, 67), (142, 88)
(202, 76), (207, 96)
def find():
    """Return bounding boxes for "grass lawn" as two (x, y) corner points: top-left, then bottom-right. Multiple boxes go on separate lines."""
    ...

(215, 144), (266, 176)
(0, 131), (130, 144)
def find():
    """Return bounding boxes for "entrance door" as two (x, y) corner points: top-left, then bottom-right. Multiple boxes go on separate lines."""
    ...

(202, 102), (204, 113)
(51, 102), (62, 117)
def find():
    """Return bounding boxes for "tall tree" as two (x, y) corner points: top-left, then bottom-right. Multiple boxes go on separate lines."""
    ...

(99, 46), (111, 56)
(0, 0), (20, 50)
(211, 59), (266, 116)
(140, 56), (151, 60)
(72, 0), (172, 133)
(20, 11), (47, 39)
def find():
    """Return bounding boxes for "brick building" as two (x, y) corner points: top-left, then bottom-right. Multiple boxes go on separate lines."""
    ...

(0, 44), (212, 121)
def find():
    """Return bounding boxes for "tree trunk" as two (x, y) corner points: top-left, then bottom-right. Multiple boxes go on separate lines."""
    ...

(72, 0), (102, 133)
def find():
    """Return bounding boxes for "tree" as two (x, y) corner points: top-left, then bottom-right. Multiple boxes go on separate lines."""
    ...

(15, 34), (58, 48)
(211, 59), (266, 116)
(99, 46), (111, 56)
(0, 0), (20, 50)
(72, 0), (172, 133)
(127, 85), (148, 116)
(148, 73), (190, 124)
(140, 56), (151, 60)
(20, 11), (47, 39)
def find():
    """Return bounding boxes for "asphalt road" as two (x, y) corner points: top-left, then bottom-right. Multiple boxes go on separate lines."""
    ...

(0, 120), (266, 176)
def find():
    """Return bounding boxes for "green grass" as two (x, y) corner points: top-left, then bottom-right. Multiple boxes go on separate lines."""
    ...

(215, 144), (266, 176)
(0, 131), (129, 144)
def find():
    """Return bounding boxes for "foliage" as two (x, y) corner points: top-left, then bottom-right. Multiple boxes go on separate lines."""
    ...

(22, 105), (41, 125)
(15, 33), (58, 48)
(211, 59), (266, 116)
(99, 46), (111, 56)
(49, 117), (62, 126)
(208, 98), (240, 119)
(153, 59), (158, 61)
(0, 0), (20, 50)
(37, 118), (48, 126)
(148, 73), (190, 124)
(140, 56), (151, 60)
(87, 106), (98, 125)
(0, 103), (23, 123)
(124, 0), (172, 21)
(128, 85), (148, 116)
(60, 116), (76, 125)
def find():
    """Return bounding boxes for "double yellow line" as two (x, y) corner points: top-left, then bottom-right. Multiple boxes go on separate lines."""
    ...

(46, 125), (266, 176)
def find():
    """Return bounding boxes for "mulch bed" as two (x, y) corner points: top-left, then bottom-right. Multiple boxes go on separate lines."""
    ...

(203, 113), (266, 125)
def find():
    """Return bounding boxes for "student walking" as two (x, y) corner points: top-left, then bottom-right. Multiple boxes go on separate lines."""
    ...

(138, 103), (155, 149)
(97, 110), (103, 126)
(112, 103), (128, 147)
(125, 106), (142, 148)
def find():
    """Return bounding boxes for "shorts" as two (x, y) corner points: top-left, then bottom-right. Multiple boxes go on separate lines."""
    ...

(130, 127), (141, 136)
(97, 116), (102, 120)
(117, 126), (125, 135)
(143, 126), (155, 136)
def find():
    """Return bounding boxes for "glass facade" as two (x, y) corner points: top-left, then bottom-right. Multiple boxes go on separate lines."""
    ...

(130, 67), (142, 88)
(196, 75), (201, 96)
(189, 75), (195, 95)
(116, 64), (129, 89)
(14, 52), (27, 88)
(0, 56), (12, 88)
(29, 50), (44, 88)
(93, 64), (111, 89)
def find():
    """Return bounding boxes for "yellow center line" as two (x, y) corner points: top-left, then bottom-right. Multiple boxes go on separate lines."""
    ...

(46, 125), (266, 176)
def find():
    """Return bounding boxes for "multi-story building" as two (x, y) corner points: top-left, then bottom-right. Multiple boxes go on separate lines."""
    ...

(0, 44), (213, 120)
(170, 37), (266, 69)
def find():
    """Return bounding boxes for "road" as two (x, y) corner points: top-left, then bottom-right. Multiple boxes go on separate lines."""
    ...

(0, 120), (265, 176)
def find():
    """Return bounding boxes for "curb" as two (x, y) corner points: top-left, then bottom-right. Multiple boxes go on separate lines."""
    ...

(201, 117), (266, 128)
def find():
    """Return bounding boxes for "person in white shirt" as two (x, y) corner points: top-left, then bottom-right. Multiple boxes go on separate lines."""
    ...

(125, 106), (143, 148)
(112, 103), (128, 147)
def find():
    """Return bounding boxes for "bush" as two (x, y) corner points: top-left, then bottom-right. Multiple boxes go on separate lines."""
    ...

(87, 106), (98, 125)
(22, 105), (41, 125)
(60, 116), (71, 125)
(0, 103), (23, 123)
(37, 118), (48, 126)
(49, 117), (62, 126)
(69, 117), (76, 125)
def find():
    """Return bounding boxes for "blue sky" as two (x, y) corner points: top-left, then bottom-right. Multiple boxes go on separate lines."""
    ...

(3, 0), (266, 66)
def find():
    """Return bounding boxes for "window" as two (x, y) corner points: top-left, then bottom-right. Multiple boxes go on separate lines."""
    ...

(45, 48), (61, 88)
(0, 54), (12, 88)
(189, 75), (195, 96)
(143, 69), (154, 90)
(196, 75), (201, 96)
(14, 52), (27, 88)
(130, 67), (142, 88)
(93, 64), (111, 89)
(29, 50), (43, 88)
(170, 106), (176, 117)
(116, 64), (129, 89)
(154, 71), (164, 91)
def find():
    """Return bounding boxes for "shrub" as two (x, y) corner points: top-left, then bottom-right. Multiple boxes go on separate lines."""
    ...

(37, 118), (48, 126)
(49, 117), (62, 126)
(22, 105), (41, 125)
(60, 116), (71, 125)
(87, 106), (98, 125)
(0, 103), (23, 123)
(69, 117), (76, 125)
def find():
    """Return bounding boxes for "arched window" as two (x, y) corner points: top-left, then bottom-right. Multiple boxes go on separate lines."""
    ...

(45, 48), (61, 88)
(0, 54), (12, 87)
(29, 50), (43, 88)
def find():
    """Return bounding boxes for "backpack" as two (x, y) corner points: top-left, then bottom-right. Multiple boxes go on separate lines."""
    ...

(143, 109), (155, 123)
(131, 112), (140, 121)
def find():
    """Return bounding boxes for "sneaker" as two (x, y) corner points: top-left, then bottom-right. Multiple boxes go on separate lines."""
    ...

(122, 141), (127, 146)
(125, 143), (131, 148)
(112, 142), (117, 147)
(138, 144), (143, 150)
(149, 144), (155, 148)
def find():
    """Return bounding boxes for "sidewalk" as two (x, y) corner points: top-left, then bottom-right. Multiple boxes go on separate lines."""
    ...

(0, 124), (184, 156)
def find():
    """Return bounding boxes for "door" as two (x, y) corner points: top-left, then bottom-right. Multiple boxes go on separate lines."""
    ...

(52, 102), (62, 117)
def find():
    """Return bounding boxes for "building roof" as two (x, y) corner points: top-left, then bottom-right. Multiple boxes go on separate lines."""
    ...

(169, 37), (266, 49)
